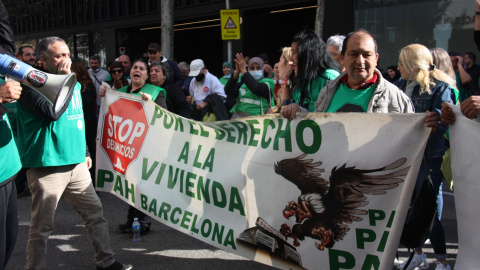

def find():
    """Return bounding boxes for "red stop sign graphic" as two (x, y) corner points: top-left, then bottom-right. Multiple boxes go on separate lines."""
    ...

(101, 98), (149, 174)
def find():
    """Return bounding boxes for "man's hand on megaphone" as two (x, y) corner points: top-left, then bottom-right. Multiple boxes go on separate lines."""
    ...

(57, 57), (72, 75)
(0, 81), (22, 103)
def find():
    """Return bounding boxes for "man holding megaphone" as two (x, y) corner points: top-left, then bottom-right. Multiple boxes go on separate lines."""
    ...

(0, 1), (22, 268)
(15, 37), (132, 270)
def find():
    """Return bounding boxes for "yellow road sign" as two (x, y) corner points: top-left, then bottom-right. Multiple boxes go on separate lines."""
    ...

(220, 9), (241, 40)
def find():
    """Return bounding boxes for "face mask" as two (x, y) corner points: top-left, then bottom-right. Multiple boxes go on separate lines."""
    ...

(224, 74), (231, 79)
(195, 72), (205, 82)
(249, 70), (263, 80)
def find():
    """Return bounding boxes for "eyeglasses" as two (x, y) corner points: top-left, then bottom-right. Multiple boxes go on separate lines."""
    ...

(147, 51), (157, 54)
(111, 69), (123, 74)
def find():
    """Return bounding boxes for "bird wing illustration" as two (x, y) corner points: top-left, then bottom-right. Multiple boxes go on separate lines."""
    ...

(274, 153), (329, 195)
(323, 158), (409, 225)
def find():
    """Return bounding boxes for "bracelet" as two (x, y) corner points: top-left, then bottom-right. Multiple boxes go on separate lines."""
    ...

(477, 11), (480, 15)
(281, 83), (288, 88)
(279, 79), (291, 85)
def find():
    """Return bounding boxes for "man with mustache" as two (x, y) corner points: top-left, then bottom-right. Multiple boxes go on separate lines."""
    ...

(314, 29), (414, 114)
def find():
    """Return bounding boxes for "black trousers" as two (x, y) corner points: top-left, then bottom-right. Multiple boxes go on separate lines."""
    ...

(0, 179), (18, 269)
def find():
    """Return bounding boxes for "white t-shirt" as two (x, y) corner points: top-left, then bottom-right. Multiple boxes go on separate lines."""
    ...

(189, 71), (226, 104)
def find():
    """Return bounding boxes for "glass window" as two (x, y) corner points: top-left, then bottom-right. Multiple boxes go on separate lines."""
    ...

(355, 0), (477, 69)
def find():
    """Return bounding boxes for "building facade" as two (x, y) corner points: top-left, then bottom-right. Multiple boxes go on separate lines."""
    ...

(6, 0), (475, 77)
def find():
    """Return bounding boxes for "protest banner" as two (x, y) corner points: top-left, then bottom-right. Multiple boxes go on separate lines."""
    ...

(96, 90), (429, 270)
(446, 104), (480, 270)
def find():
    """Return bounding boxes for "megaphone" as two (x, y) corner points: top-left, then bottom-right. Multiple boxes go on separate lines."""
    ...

(0, 54), (77, 114)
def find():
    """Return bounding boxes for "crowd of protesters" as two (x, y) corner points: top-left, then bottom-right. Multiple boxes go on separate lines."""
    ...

(3, 0), (480, 269)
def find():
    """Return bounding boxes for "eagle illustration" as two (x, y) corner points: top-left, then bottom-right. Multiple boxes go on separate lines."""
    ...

(274, 154), (409, 250)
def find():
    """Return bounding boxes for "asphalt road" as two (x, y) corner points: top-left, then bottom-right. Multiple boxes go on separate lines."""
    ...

(6, 182), (458, 270)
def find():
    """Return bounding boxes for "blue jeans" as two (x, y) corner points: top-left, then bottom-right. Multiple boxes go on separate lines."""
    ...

(413, 157), (447, 260)
(437, 183), (443, 220)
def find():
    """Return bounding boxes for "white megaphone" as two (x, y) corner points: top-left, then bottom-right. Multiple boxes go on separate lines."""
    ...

(0, 54), (77, 114)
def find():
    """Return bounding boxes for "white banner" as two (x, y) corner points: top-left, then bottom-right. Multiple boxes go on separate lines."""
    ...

(96, 90), (429, 270)
(447, 104), (480, 270)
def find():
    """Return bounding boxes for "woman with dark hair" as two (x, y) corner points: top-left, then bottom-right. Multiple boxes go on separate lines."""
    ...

(102, 59), (167, 236)
(70, 58), (97, 184)
(149, 61), (190, 118)
(100, 59), (166, 108)
(280, 29), (341, 118)
(100, 61), (130, 93)
(385, 65), (401, 83)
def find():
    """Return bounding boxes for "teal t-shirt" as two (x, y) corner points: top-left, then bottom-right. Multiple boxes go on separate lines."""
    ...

(326, 83), (377, 112)
(293, 69), (340, 112)
(16, 83), (87, 167)
(0, 111), (22, 183)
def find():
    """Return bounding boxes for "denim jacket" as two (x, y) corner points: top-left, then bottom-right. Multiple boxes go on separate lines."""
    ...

(395, 79), (453, 158)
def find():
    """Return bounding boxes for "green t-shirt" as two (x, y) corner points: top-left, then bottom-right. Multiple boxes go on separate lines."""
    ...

(293, 69), (340, 112)
(0, 111), (22, 183)
(16, 83), (87, 167)
(230, 77), (275, 116)
(326, 82), (377, 112)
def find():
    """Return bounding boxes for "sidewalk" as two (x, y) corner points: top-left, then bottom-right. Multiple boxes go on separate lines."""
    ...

(7, 186), (457, 269)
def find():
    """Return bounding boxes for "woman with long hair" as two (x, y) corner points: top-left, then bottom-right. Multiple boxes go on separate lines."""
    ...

(430, 47), (458, 104)
(70, 58), (97, 184)
(396, 44), (453, 270)
(280, 29), (341, 119)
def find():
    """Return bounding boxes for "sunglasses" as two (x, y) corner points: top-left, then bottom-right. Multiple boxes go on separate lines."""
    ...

(111, 69), (123, 74)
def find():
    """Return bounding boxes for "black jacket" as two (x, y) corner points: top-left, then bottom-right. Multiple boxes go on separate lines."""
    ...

(161, 81), (190, 118)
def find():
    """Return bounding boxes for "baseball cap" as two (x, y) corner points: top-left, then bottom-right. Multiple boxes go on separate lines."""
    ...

(189, 59), (205, 76)
(147, 43), (161, 52)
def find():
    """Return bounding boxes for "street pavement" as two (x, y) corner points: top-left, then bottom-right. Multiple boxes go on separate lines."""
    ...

(7, 183), (458, 270)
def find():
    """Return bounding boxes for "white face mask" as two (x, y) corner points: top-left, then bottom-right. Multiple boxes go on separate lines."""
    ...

(249, 70), (263, 80)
